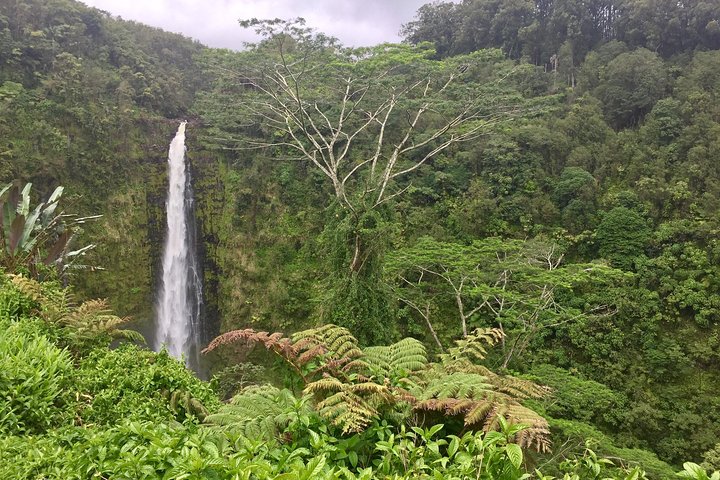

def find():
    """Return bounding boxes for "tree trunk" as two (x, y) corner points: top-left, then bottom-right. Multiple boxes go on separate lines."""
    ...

(349, 232), (362, 273)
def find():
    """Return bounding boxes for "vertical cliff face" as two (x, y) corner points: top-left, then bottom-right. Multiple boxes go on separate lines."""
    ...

(185, 129), (223, 352)
(69, 121), (173, 329)
(71, 124), (225, 352)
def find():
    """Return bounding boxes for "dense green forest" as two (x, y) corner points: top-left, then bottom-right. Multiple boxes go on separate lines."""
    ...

(4, 0), (720, 477)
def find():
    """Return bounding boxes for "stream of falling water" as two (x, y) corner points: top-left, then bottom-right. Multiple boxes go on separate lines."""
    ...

(155, 121), (203, 373)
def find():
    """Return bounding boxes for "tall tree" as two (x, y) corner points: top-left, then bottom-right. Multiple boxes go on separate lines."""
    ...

(386, 236), (623, 367)
(199, 19), (531, 273)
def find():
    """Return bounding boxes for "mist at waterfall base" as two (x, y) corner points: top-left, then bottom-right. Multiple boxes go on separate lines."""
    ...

(154, 121), (207, 376)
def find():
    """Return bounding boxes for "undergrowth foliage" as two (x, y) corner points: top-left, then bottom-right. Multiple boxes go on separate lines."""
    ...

(204, 323), (551, 450)
(0, 322), (72, 435)
(1, 270), (716, 478)
(204, 384), (311, 439)
(9, 274), (143, 352)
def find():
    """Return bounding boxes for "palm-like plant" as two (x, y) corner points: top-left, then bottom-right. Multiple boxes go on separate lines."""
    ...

(0, 181), (100, 276)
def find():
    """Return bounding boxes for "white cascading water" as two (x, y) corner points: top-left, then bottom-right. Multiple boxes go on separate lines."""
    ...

(155, 121), (203, 371)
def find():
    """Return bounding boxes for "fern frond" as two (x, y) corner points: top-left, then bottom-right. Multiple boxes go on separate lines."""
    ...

(9, 274), (44, 304)
(504, 404), (552, 453)
(292, 324), (363, 361)
(305, 374), (395, 434)
(415, 397), (474, 415)
(422, 372), (493, 400)
(305, 376), (344, 394)
(482, 403), (507, 431)
(61, 299), (142, 344)
(202, 328), (296, 357)
(340, 358), (369, 373)
(490, 374), (550, 399)
(413, 365), (551, 452)
(9, 274), (71, 321)
(316, 390), (378, 434)
(206, 385), (307, 440)
(66, 298), (110, 319)
(364, 337), (427, 378)
(442, 328), (504, 365)
(9, 275), (142, 346)
(297, 343), (327, 365)
(465, 396), (496, 425)
(114, 329), (146, 344)
(205, 326), (365, 387)
(348, 381), (390, 394)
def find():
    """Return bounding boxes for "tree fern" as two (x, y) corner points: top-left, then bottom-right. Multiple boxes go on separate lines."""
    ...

(305, 374), (398, 434)
(203, 329), (294, 357)
(415, 392), (550, 452)
(205, 385), (310, 440)
(292, 324), (364, 376)
(489, 373), (549, 400)
(504, 404), (552, 452)
(307, 378), (391, 434)
(60, 299), (144, 345)
(204, 323), (551, 450)
(292, 325), (361, 357)
(397, 329), (552, 451)
(203, 325), (364, 383)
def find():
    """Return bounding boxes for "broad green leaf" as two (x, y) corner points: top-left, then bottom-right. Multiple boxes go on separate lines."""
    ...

(506, 443), (523, 470)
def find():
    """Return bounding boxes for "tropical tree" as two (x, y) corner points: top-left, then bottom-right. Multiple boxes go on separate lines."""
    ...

(386, 237), (625, 367)
(593, 48), (667, 129)
(199, 18), (530, 273)
(595, 207), (651, 270)
(196, 18), (540, 343)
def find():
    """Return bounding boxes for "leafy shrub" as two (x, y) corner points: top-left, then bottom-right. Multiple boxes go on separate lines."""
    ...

(0, 324), (73, 434)
(0, 419), (536, 480)
(703, 443), (720, 471)
(549, 418), (676, 479)
(0, 422), (220, 479)
(75, 344), (220, 425)
(596, 207), (651, 270)
(526, 364), (625, 428)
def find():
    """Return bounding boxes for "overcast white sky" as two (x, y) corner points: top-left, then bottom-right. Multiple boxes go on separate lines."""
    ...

(80, 0), (437, 50)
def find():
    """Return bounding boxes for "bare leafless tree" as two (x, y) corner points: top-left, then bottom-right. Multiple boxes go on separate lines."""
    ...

(202, 19), (524, 272)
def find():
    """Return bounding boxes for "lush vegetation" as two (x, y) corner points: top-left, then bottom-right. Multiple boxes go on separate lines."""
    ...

(0, 270), (698, 478)
(4, 0), (720, 476)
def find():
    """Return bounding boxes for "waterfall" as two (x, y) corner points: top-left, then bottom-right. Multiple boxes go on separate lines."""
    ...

(155, 121), (204, 372)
